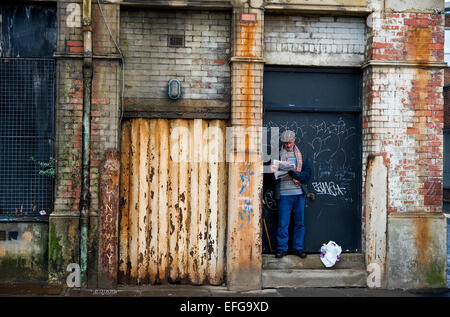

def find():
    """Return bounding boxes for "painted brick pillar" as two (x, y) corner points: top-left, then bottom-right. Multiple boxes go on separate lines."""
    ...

(363, 0), (447, 288)
(226, 1), (264, 291)
(49, 0), (84, 285)
(90, 2), (122, 288)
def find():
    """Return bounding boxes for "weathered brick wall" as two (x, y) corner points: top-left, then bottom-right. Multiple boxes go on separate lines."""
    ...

(54, 60), (83, 214)
(90, 3), (121, 214)
(264, 14), (366, 66)
(227, 5), (264, 291)
(363, 11), (445, 213)
(92, 3), (120, 56)
(50, 0), (85, 284)
(54, 0), (84, 215)
(363, 66), (443, 213)
(90, 60), (120, 212)
(120, 8), (231, 101)
(58, 0), (84, 54)
(367, 13), (443, 62)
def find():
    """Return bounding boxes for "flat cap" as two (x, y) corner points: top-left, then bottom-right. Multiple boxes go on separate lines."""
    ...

(280, 130), (295, 142)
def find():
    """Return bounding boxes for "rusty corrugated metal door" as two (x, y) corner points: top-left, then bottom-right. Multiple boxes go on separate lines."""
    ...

(118, 118), (228, 285)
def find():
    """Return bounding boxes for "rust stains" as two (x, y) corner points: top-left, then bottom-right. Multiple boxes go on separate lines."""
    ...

(98, 150), (120, 288)
(240, 23), (256, 58)
(118, 119), (227, 285)
(405, 22), (443, 211)
(406, 26), (432, 64)
(413, 216), (430, 271)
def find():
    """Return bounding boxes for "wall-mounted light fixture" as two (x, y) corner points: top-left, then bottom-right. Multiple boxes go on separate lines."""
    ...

(168, 78), (181, 100)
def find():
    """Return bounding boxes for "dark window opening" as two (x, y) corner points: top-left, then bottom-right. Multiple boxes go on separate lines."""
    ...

(0, 4), (56, 217)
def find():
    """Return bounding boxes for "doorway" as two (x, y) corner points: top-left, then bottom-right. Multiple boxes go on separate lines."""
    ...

(262, 66), (362, 253)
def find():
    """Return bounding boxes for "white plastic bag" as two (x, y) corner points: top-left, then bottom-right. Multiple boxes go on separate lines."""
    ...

(319, 241), (342, 268)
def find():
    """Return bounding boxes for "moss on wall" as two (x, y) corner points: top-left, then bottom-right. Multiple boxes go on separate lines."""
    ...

(47, 216), (80, 284)
(48, 222), (62, 271)
(0, 222), (49, 282)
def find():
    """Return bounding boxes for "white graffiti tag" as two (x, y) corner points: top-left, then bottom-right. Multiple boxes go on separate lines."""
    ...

(312, 181), (346, 197)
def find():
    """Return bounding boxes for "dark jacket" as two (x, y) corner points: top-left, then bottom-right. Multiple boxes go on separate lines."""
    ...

(274, 158), (312, 200)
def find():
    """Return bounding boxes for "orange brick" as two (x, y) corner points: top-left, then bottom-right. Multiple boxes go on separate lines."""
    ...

(407, 127), (418, 134)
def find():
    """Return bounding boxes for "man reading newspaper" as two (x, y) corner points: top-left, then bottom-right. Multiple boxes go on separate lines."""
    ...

(271, 130), (312, 259)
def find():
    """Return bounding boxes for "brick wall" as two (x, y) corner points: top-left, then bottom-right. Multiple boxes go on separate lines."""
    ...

(90, 3), (121, 214)
(227, 6), (264, 291)
(54, 1), (121, 218)
(54, 0), (84, 215)
(264, 14), (366, 66)
(54, 60), (83, 214)
(363, 66), (443, 213)
(364, 11), (445, 213)
(120, 8), (231, 101)
(367, 12), (443, 63)
(90, 60), (120, 212)
(92, 3), (120, 56)
(58, 0), (83, 54)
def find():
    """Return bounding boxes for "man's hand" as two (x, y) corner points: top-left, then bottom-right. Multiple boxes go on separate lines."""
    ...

(288, 170), (301, 186)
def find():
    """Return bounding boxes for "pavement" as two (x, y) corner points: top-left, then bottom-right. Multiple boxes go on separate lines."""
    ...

(0, 214), (448, 315)
(0, 285), (446, 316)
(0, 282), (448, 298)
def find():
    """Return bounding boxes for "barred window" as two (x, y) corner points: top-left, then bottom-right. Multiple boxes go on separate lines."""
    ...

(0, 59), (56, 216)
(0, 4), (56, 217)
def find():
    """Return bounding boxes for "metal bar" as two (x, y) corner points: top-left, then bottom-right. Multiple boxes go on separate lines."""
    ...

(157, 119), (169, 283)
(262, 217), (273, 253)
(208, 119), (220, 284)
(216, 120), (227, 283)
(264, 66), (362, 74)
(188, 119), (201, 284)
(168, 120), (180, 282)
(148, 119), (159, 284)
(198, 119), (209, 283)
(0, 216), (49, 222)
(118, 120), (131, 283)
(0, 136), (55, 139)
(137, 119), (149, 283)
(264, 105), (362, 113)
(129, 119), (141, 283)
(178, 119), (189, 282)
(0, 57), (55, 61)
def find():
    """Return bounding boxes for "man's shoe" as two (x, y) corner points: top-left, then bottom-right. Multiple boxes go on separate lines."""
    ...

(295, 250), (307, 259)
(275, 250), (287, 258)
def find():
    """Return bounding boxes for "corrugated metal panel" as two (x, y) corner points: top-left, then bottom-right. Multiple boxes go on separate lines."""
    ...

(119, 118), (228, 285)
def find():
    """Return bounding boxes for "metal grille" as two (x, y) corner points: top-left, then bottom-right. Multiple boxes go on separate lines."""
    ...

(0, 58), (55, 216)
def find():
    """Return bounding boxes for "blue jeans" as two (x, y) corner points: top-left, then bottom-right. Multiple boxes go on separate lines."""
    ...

(276, 195), (306, 251)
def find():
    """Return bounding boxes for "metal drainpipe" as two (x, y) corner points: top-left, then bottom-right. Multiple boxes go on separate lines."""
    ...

(80, 0), (92, 288)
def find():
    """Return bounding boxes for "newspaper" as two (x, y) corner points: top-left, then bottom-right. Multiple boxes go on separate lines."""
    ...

(271, 160), (296, 180)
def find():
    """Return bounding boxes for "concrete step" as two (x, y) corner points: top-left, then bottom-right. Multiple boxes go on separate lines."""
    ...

(262, 253), (365, 270)
(262, 269), (367, 288)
